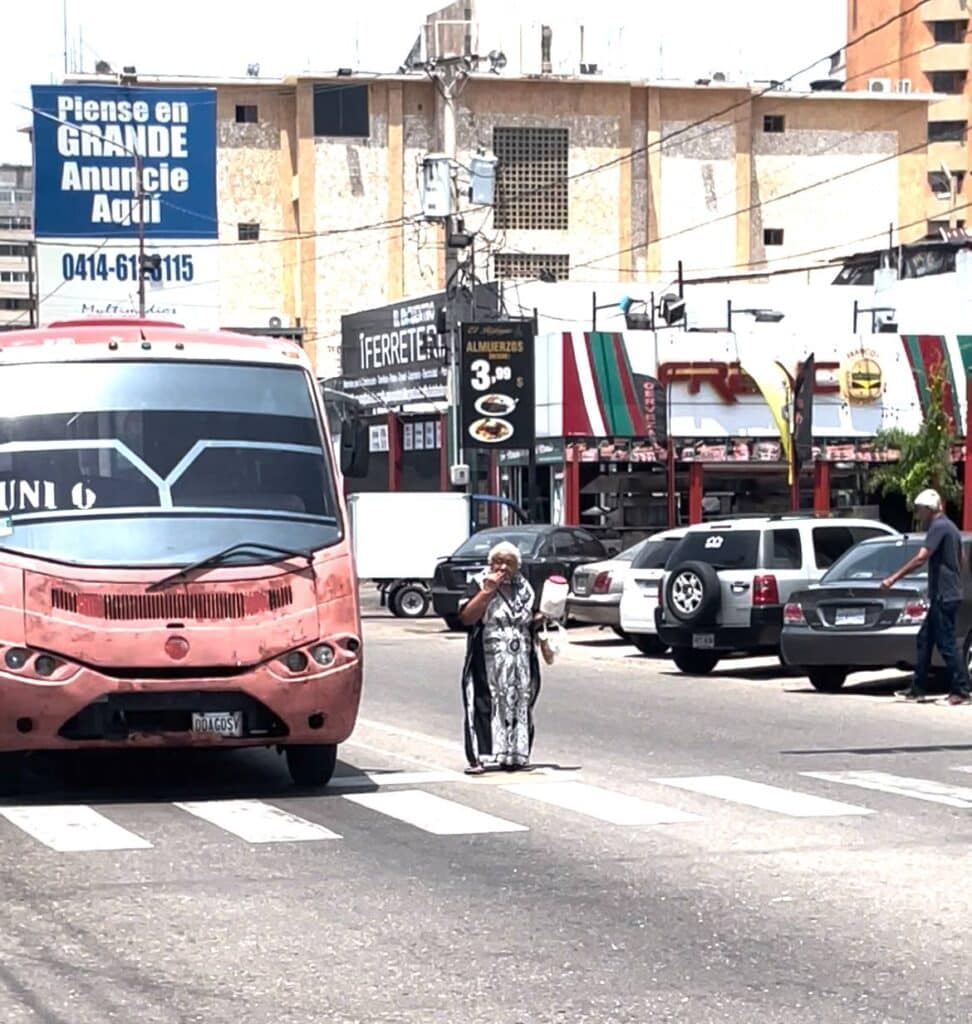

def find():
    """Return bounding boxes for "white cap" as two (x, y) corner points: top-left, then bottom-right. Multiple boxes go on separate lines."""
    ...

(914, 488), (942, 510)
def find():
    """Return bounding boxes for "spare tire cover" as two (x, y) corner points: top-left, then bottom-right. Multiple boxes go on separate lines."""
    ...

(665, 560), (722, 625)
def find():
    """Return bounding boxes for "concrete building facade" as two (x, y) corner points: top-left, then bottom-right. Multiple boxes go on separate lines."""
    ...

(68, 71), (930, 375)
(845, 0), (970, 234)
(0, 164), (34, 329)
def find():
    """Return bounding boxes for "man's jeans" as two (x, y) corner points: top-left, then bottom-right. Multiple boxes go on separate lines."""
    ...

(915, 599), (971, 696)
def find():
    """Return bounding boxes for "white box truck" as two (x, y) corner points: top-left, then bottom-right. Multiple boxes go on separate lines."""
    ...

(349, 492), (513, 618)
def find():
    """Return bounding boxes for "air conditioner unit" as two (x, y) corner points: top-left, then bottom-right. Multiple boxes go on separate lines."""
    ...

(897, 78), (912, 93)
(868, 77), (892, 92)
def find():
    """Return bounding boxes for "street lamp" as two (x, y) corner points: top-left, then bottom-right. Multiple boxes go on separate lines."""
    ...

(727, 301), (785, 329)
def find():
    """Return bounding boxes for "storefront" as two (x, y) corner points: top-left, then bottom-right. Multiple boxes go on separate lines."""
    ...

(496, 328), (969, 535)
(327, 286), (499, 495)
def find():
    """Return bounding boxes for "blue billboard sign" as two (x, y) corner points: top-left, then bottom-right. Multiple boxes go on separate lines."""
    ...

(31, 84), (217, 239)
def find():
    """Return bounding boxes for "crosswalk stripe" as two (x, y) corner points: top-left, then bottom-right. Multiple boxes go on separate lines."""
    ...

(174, 800), (341, 842)
(344, 789), (527, 835)
(503, 781), (700, 826)
(0, 805), (152, 852)
(654, 775), (874, 817)
(803, 770), (972, 809)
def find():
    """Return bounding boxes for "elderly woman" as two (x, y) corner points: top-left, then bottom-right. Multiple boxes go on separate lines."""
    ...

(459, 540), (542, 774)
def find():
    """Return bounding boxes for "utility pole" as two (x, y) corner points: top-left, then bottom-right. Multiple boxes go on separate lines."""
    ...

(135, 152), (146, 318)
(427, 55), (471, 491)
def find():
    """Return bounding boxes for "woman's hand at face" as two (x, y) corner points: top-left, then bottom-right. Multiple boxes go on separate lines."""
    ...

(482, 570), (505, 593)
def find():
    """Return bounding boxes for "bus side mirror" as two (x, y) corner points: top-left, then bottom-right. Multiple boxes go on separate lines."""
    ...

(340, 418), (370, 479)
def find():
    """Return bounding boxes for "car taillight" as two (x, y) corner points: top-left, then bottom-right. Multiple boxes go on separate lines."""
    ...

(783, 602), (805, 625)
(898, 600), (928, 625)
(753, 575), (780, 606)
(592, 571), (612, 595)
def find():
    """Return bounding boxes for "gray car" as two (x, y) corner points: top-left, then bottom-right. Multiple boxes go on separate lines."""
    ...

(781, 532), (972, 691)
(567, 540), (648, 631)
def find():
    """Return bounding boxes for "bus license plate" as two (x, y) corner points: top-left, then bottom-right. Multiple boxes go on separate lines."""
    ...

(692, 634), (715, 649)
(192, 711), (243, 738)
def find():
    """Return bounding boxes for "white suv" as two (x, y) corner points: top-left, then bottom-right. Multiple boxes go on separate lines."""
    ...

(655, 516), (897, 675)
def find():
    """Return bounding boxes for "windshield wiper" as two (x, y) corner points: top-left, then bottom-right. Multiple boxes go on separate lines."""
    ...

(147, 541), (313, 592)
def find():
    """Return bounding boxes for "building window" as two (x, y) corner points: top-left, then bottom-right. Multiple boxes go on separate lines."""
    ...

(930, 70), (967, 94)
(237, 222), (260, 241)
(932, 19), (967, 43)
(0, 297), (30, 311)
(0, 271), (32, 283)
(313, 84), (369, 137)
(235, 104), (259, 124)
(494, 252), (570, 281)
(763, 228), (784, 246)
(0, 216), (31, 230)
(0, 244), (29, 258)
(928, 120), (967, 143)
(929, 169), (966, 196)
(762, 114), (785, 133)
(493, 126), (569, 231)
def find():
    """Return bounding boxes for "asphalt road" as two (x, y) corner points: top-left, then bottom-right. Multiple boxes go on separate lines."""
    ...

(2, 602), (972, 1023)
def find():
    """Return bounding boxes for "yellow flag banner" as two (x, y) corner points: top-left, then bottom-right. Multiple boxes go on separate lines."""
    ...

(737, 355), (793, 481)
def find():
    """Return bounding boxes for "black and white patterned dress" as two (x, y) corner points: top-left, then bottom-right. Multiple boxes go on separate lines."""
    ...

(460, 572), (541, 769)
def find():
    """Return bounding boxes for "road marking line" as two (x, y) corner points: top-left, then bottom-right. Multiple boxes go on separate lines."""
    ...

(344, 789), (527, 835)
(502, 781), (700, 825)
(174, 800), (341, 843)
(803, 770), (972, 809)
(331, 770), (463, 789)
(654, 775), (874, 817)
(0, 805), (152, 852)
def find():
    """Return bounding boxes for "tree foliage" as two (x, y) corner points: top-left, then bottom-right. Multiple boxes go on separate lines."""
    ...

(869, 364), (961, 506)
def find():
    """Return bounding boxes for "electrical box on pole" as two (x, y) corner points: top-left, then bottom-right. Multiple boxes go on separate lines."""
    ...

(469, 153), (498, 205)
(421, 154), (455, 219)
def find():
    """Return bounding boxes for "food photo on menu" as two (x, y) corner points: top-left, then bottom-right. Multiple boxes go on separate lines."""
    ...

(469, 418), (514, 443)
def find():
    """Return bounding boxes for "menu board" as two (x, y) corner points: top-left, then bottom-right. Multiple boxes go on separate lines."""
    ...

(460, 321), (535, 450)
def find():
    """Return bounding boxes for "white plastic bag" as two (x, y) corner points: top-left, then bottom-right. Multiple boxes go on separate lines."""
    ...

(539, 575), (569, 620)
(538, 621), (568, 666)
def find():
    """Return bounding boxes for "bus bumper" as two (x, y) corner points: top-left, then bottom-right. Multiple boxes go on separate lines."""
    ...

(0, 656), (363, 753)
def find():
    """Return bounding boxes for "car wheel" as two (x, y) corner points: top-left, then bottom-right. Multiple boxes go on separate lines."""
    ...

(631, 634), (668, 656)
(807, 667), (848, 692)
(665, 561), (721, 625)
(443, 614), (465, 632)
(612, 627), (627, 640)
(285, 743), (337, 787)
(671, 648), (720, 675)
(390, 584), (430, 619)
(965, 633), (972, 680)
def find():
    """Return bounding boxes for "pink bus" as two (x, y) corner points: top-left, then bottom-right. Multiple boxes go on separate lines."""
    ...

(0, 318), (366, 786)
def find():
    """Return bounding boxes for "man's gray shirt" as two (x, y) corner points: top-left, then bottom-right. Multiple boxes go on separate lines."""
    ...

(926, 514), (963, 604)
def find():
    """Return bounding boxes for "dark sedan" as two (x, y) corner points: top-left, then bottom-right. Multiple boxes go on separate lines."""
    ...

(432, 525), (608, 630)
(781, 532), (972, 691)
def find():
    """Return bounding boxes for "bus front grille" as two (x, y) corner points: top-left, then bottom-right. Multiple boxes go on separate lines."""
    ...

(50, 586), (294, 621)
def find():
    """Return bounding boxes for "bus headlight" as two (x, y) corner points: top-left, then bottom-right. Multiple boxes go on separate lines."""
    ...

(4, 648), (28, 670)
(285, 651), (309, 673)
(311, 644), (335, 667)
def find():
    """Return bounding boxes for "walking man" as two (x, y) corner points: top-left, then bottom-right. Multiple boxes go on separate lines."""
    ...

(881, 489), (971, 705)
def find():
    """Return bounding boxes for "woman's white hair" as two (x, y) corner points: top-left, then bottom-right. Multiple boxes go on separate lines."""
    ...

(488, 540), (522, 570)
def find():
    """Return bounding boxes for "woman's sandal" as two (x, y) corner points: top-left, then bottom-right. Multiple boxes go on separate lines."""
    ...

(464, 763), (486, 775)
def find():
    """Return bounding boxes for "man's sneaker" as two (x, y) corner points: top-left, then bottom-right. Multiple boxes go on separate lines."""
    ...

(896, 688), (930, 702)
(947, 693), (972, 706)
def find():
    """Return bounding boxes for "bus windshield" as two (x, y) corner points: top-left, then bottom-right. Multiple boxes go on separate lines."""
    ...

(0, 359), (340, 567)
